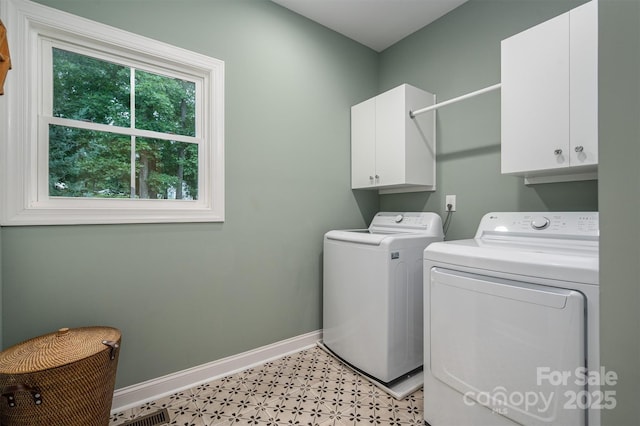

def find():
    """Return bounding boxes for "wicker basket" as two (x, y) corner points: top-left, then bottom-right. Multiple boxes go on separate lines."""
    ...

(0, 327), (121, 426)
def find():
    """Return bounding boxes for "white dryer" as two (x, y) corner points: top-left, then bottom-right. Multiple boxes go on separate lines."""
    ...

(423, 212), (600, 426)
(323, 212), (443, 385)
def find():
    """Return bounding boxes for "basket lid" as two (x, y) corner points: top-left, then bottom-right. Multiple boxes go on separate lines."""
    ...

(0, 326), (121, 374)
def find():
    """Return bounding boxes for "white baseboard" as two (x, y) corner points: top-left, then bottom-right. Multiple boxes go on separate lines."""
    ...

(111, 330), (322, 413)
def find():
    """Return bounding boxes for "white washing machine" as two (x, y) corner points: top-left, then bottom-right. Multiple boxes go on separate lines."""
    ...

(423, 212), (600, 426)
(323, 212), (444, 385)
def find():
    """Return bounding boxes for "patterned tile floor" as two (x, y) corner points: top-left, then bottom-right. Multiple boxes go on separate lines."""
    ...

(110, 345), (424, 425)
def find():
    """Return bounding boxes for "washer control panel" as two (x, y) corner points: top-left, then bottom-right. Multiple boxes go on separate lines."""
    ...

(368, 212), (444, 236)
(477, 212), (599, 238)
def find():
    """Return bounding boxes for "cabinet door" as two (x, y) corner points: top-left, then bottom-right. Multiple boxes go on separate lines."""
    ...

(501, 13), (570, 174)
(374, 86), (405, 186)
(570, 0), (598, 167)
(351, 98), (376, 188)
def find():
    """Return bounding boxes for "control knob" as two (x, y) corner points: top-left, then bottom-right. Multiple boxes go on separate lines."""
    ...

(394, 214), (404, 223)
(530, 216), (550, 230)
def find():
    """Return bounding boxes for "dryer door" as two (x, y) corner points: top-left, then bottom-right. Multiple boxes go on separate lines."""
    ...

(430, 268), (586, 426)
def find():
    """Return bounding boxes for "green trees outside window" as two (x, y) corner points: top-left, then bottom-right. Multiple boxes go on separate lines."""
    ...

(49, 48), (198, 200)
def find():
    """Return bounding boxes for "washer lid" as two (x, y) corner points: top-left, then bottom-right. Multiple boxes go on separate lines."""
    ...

(325, 230), (388, 245)
(424, 238), (599, 285)
(325, 212), (444, 245)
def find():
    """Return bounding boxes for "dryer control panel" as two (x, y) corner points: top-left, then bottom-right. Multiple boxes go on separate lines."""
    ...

(476, 212), (599, 240)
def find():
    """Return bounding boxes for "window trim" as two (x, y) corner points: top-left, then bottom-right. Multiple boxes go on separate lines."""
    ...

(0, 0), (225, 225)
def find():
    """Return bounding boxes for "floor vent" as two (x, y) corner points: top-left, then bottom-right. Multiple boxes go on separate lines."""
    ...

(120, 408), (170, 426)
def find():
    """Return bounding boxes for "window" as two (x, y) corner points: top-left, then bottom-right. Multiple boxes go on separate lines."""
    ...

(47, 46), (199, 200)
(0, 0), (225, 225)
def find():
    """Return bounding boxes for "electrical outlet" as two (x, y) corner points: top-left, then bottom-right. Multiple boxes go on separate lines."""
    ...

(445, 195), (457, 212)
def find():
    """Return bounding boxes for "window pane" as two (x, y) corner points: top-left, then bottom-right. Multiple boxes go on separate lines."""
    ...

(135, 138), (198, 200)
(49, 125), (131, 198)
(53, 48), (131, 127)
(135, 70), (196, 137)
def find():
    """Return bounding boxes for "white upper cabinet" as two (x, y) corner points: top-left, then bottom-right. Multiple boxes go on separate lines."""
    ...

(351, 84), (436, 194)
(501, 1), (597, 184)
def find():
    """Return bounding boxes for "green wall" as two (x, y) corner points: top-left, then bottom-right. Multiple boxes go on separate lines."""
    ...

(1, 0), (379, 388)
(2, 2), (638, 421)
(599, 0), (640, 424)
(378, 0), (597, 240)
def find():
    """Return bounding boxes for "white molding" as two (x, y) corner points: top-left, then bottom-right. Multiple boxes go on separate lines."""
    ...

(110, 330), (322, 414)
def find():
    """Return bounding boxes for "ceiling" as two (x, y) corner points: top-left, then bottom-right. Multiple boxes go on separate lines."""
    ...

(270, 0), (469, 52)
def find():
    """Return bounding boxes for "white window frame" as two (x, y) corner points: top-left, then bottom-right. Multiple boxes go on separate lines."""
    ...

(0, 0), (225, 225)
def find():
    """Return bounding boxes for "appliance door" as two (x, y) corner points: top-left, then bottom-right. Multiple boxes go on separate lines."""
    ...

(430, 268), (586, 426)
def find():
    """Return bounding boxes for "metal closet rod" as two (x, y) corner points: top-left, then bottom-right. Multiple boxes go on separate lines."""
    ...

(409, 83), (502, 118)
